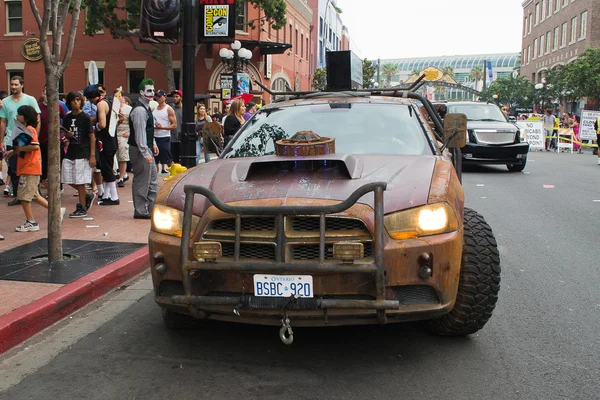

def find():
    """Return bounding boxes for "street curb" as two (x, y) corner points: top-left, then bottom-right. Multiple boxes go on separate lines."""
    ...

(0, 246), (149, 354)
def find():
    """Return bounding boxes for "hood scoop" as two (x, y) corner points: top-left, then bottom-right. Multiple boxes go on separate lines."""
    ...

(233, 154), (364, 181)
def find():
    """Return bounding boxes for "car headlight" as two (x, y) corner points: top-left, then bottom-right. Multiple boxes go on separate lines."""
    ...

(384, 203), (459, 240)
(152, 204), (200, 237)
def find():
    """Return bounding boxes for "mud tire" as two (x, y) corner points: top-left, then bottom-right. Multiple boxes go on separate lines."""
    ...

(426, 208), (501, 336)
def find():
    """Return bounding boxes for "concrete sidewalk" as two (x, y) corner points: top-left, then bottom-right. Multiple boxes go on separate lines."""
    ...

(0, 170), (168, 353)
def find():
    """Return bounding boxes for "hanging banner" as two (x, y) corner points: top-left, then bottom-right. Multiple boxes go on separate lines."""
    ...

(220, 74), (232, 100)
(517, 121), (544, 150)
(580, 110), (600, 141)
(236, 73), (250, 95)
(139, 0), (180, 44)
(199, 0), (236, 43)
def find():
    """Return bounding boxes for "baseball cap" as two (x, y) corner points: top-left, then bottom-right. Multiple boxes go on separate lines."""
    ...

(83, 84), (100, 98)
(170, 90), (182, 97)
(156, 89), (167, 97)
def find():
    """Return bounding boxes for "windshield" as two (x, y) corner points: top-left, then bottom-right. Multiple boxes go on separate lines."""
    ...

(223, 103), (433, 158)
(448, 104), (507, 122)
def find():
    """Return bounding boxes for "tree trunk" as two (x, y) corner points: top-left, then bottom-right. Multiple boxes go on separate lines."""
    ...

(45, 72), (63, 262)
(161, 44), (176, 93)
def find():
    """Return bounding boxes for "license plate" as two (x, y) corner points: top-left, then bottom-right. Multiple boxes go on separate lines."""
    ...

(253, 275), (313, 298)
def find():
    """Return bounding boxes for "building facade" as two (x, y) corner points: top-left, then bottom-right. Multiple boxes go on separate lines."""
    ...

(378, 53), (521, 100)
(520, 0), (599, 83)
(0, 0), (313, 109)
(307, 0), (349, 75)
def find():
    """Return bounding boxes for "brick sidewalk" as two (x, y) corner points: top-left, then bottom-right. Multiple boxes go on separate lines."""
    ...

(0, 166), (168, 318)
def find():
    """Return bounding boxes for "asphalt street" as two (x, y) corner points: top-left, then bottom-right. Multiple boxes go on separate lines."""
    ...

(1, 151), (599, 400)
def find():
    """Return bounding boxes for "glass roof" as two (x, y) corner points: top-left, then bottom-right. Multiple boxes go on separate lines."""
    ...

(381, 54), (521, 72)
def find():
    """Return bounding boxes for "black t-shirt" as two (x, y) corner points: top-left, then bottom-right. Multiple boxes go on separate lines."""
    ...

(63, 111), (93, 160)
(224, 116), (241, 137)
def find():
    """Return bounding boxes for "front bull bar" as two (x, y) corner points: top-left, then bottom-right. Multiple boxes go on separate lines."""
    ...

(171, 181), (399, 325)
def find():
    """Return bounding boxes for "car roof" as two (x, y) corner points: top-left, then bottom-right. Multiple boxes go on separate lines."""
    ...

(442, 101), (496, 106)
(262, 92), (419, 109)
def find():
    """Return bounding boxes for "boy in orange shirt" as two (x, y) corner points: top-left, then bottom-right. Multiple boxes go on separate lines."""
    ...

(4, 105), (62, 231)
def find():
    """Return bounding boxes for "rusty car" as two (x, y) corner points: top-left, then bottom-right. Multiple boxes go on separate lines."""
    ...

(148, 81), (501, 344)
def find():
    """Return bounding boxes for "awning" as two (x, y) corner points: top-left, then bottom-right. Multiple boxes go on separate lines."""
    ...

(239, 40), (292, 55)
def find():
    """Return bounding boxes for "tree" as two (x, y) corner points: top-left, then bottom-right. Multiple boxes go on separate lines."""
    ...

(29, 0), (84, 261)
(470, 66), (484, 91)
(559, 48), (600, 104)
(381, 63), (399, 88)
(362, 59), (376, 88)
(313, 68), (327, 91)
(480, 74), (535, 109)
(85, 0), (287, 92)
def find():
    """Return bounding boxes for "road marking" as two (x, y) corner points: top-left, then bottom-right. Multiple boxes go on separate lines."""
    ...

(543, 185), (555, 189)
(0, 273), (152, 392)
(476, 184), (485, 187)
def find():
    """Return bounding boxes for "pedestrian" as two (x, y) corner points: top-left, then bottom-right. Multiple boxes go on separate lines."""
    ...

(572, 115), (582, 154)
(223, 99), (245, 147)
(116, 96), (132, 187)
(0, 90), (8, 187)
(84, 84), (120, 205)
(195, 104), (212, 164)
(0, 76), (41, 204)
(38, 86), (67, 189)
(542, 108), (555, 152)
(243, 101), (256, 121)
(61, 91), (96, 217)
(594, 118), (600, 165)
(552, 113), (560, 151)
(128, 78), (159, 219)
(4, 105), (64, 231)
(152, 89), (177, 173)
(170, 90), (183, 164)
(220, 102), (231, 127)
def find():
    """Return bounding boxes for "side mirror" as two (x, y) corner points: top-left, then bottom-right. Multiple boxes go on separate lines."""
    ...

(442, 113), (467, 149)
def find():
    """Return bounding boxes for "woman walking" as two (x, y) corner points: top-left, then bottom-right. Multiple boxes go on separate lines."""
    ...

(223, 99), (245, 148)
(195, 104), (213, 165)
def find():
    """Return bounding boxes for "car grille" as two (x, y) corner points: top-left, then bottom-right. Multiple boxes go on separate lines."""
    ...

(203, 216), (373, 262)
(474, 130), (516, 145)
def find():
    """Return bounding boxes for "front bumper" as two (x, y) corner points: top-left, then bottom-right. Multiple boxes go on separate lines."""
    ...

(462, 143), (529, 165)
(149, 183), (463, 327)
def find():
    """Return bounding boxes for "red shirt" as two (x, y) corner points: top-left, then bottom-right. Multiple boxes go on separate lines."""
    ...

(38, 101), (67, 145)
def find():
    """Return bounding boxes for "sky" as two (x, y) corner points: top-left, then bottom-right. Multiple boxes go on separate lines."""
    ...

(335, 0), (525, 60)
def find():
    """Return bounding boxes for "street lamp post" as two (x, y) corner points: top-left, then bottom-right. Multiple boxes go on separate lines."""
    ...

(219, 40), (253, 98)
(492, 94), (499, 106)
(535, 78), (550, 112)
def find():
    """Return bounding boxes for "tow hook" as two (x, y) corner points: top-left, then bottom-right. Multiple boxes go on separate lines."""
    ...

(279, 316), (294, 345)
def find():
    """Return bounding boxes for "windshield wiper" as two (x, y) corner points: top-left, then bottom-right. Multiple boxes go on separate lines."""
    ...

(469, 118), (503, 122)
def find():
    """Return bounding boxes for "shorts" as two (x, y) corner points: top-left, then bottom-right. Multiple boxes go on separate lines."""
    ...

(17, 175), (41, 202)
(117, 136), (130, 162)
(154, 137), (172, 165)
(61, 158), (92, 185)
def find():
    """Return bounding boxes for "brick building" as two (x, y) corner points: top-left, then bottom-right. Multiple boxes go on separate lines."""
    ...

(520, 0), (599, 84)
(0, 0), (313, 109)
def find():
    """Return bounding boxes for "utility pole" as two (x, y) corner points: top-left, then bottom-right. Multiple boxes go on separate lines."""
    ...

(376, 57), (380, 86)
(482, 59), (487, 92)
(180, 0), (197, 169)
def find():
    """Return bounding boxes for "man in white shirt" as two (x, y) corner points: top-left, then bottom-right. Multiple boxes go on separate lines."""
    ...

(152, 90), (177, 173)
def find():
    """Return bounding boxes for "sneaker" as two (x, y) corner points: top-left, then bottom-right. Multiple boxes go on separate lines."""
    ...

(123, 174), (129, 183)
(16, 221), (40, 232)
(117, 178), (125, 188)
(99, 198), (120, 206)
(85, 191), (96, 211)
(8, 198), (20, 206)
(60, 207), (66, 224)
(3, 185), (11, 196)
(69, 204), (87, 218)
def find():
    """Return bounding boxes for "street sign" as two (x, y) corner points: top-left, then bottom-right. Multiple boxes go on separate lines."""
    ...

(517, 121), (544, 150)
(220, 74), (232, 100)
(198, 0), (236, 43)
(580, 110), (600, 141)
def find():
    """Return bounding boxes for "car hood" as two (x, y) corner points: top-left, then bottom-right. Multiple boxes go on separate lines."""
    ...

(467, 121), (518, 131)
(165, 154), (437, 215)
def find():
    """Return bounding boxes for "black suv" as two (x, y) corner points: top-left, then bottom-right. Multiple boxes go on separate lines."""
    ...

(434, 102), (529, 172)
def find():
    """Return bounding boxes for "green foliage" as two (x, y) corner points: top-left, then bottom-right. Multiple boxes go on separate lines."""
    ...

(480, 74), (535, 108)
(469, 66), (484, 82)
(362, 59), (376, 88)
(313, 68), (327, 91)
(245, 0), (287, 30)
(381, 63), (399, 87)
(551, 48), (600, 100)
